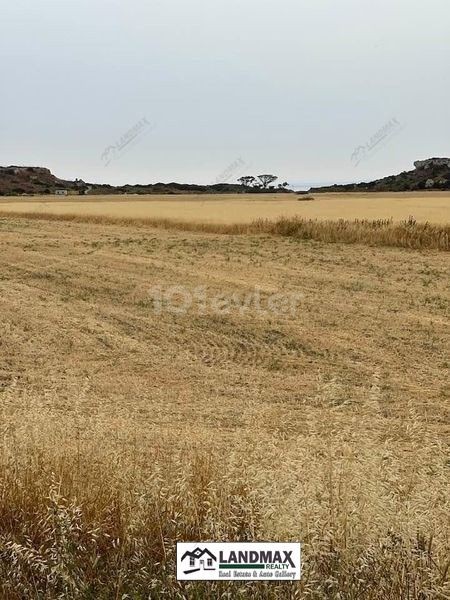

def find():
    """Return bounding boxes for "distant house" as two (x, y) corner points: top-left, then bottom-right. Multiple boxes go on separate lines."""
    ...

(55, 189), (68, 196)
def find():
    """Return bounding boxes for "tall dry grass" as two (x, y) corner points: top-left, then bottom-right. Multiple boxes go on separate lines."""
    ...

(1, 211), (449, 250)
(0, 378), (448, 599)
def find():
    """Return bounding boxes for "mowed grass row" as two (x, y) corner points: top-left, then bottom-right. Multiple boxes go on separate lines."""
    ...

(1, 210), (449, 249)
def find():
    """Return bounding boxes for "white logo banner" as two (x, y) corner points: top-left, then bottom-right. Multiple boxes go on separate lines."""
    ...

(177, 542), (301, 581)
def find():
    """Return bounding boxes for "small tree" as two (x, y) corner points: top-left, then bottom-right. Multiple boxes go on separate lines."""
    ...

(257, 174), (278, 189)
(238, 176), (256, 188)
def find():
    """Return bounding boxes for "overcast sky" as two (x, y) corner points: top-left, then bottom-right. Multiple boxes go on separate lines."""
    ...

(1, 0), (449, 187)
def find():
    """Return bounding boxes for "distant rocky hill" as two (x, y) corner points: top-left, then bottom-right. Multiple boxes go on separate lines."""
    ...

(0, 166), (291, 196)
(0, 166), (82, 196)
(3, 160), (449, 196)
(309, 158), (450, 193)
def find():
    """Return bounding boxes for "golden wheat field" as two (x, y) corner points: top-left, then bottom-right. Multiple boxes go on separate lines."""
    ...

(0, 213), (449, 598)
(1, 191), (450, 224)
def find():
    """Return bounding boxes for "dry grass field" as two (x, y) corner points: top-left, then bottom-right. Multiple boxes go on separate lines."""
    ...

(0, 213), (449, 598)
(1, 191), (450, 224)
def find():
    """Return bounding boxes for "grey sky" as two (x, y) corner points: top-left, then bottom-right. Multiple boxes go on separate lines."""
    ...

(1, 0), (449, 187)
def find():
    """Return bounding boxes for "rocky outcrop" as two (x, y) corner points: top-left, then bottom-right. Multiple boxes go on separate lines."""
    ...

(414, 158), (450, 170)
(310, 158), (450, 193)
(0, 166), (74, 196)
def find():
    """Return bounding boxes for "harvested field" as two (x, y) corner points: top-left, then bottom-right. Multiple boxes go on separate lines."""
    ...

(0, 215), (448, 598)
(1, 191), (450, 224)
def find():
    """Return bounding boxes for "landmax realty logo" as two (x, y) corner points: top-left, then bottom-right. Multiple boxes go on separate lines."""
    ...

(177, 543), (301, 581)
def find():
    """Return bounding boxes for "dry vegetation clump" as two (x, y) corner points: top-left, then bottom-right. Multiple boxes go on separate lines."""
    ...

(266, 216), (450, 250)
(0, 210), (449, 250)
(0, 380), (448, 599)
